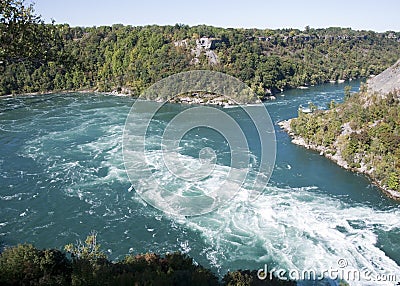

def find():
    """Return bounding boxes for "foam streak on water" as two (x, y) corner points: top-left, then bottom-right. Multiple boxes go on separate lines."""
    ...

(183, 186), (400, 284)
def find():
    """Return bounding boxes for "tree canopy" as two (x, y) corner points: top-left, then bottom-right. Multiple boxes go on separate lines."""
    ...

(1, 2), (400, 98)
(0, 234), (296, 286)
(0, 0), (58, 65)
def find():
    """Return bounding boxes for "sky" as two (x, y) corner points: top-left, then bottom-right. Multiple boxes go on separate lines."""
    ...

(32, 0), (400, 32)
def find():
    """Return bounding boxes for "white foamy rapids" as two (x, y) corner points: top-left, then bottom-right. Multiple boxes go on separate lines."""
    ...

(19, 112), (128, 201)
(181, 186), (400, 285)
(124, 146), (258, 216)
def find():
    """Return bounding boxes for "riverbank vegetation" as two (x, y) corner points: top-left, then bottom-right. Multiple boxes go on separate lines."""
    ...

(1, 1), (400, 97)
(0, 233), (295, 286)
(289, 85), (400, 196)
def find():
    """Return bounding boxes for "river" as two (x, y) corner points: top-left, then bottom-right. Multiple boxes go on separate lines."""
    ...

(0, 80), (399, 285)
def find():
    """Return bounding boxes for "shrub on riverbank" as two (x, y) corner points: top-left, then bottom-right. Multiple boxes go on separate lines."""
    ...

(0, 242), (295, 286)
(0, 243), (219, 286)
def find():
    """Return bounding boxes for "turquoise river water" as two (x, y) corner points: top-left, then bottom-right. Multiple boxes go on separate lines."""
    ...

(0, 80), (399, 285)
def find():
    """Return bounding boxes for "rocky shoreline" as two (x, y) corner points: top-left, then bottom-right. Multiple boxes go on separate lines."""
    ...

(278, 119), (400, 201)
(0, 89), (259, 107)
(1, 77), (358, 101)
(168, 93), (240, 106)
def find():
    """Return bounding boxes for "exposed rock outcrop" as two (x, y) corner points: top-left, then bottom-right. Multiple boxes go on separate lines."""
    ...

(190, 37), (220, 65)
(367, 59), (400, 96)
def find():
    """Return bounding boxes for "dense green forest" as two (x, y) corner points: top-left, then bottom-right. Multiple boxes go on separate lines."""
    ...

(1, 1), (400, 96)
(0, 233), (297, 286)
(289, 86), (400, 195)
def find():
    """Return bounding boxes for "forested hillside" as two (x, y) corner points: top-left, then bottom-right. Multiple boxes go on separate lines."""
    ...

(287, 61), (400, 198)
(1, 2), (400, 97)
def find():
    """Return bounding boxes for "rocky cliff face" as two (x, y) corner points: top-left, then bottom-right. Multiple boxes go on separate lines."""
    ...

(367, 59), (400, 96)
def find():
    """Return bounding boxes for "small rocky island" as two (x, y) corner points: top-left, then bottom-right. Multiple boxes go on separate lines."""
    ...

(168, 92), (243, 106)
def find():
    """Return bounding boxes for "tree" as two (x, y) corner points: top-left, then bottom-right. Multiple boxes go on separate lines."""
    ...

(64, 231), (107, 262)
(308, 101), (317, 112)
(328, 100), (337, 109)
(344, 85), (352, 100)
(387, 172), (399, 191)
(0, 0), (56, 65)
(0, 244), (71, 285)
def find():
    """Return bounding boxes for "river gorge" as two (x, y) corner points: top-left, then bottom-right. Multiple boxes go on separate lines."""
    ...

(1, 80), (399, 285)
